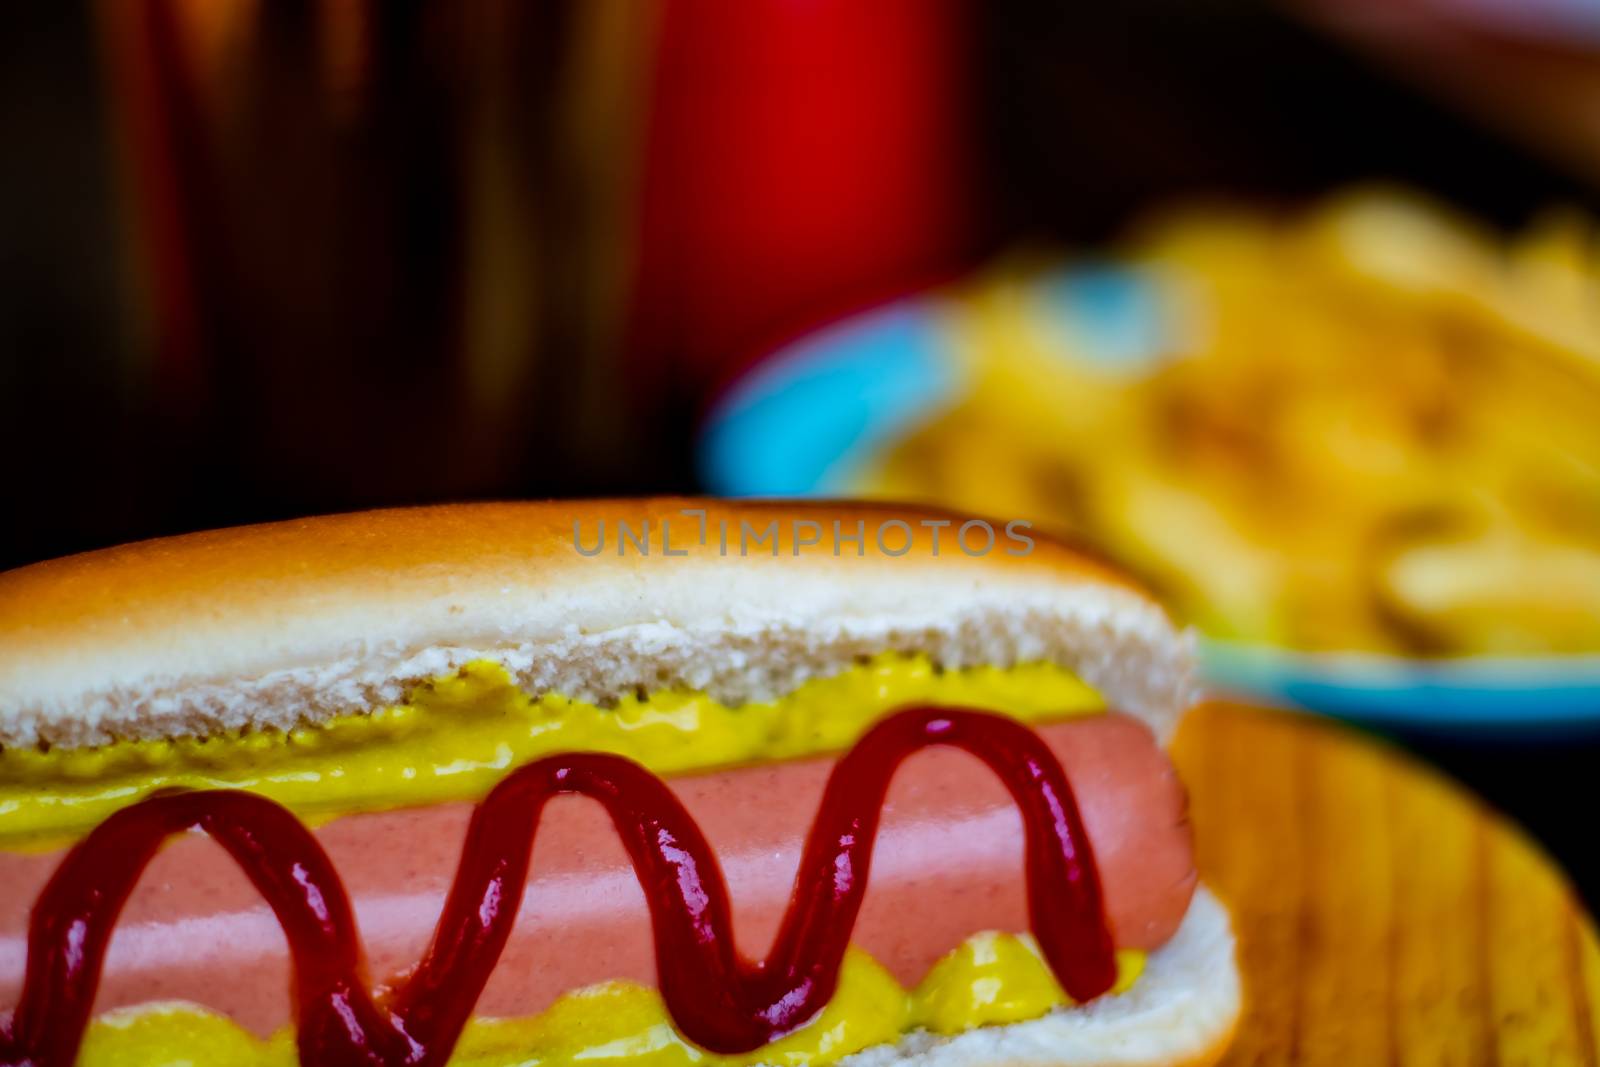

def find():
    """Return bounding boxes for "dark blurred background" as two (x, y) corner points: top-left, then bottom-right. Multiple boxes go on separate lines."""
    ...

(7, 0), (1599, 572)
(4, 0), (1600, 899)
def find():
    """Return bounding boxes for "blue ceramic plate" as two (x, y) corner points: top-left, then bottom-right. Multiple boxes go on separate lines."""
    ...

(698, 266), (1600, 733)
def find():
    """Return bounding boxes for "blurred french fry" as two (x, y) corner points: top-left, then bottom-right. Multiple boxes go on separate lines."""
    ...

(858, 190), (1600, 655)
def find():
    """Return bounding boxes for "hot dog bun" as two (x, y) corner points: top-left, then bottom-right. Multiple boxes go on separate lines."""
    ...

(0, 499), (1197, 749)
(850, 888), (1237, 1067)
(0, 499), (1239, 1067)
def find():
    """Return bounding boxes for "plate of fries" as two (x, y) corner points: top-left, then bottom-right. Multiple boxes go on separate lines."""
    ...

(702, 189), (1600, 729)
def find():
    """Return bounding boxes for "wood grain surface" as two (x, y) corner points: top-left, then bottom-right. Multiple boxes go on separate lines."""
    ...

(1175, 704), (1600, 1067)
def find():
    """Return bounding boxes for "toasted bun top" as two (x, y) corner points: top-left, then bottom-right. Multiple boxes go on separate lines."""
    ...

(0, 499), (1197, 749)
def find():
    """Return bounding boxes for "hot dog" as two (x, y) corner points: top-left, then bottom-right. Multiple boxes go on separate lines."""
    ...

(0, 500), (1240, 1067)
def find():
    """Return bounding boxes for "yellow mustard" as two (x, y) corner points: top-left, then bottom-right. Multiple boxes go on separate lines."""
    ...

(0, 654), (1103, 849)
(75, 938), (1146, 1067)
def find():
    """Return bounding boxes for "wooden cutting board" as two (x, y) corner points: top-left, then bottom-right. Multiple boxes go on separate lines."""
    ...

(1175, 704), (1600, 1066)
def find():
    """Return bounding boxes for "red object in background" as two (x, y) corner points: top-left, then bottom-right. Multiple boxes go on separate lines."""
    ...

(629, 0), (976, 400)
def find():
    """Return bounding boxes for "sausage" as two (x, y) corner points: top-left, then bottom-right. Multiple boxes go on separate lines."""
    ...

(0, 712), (1194, 1037)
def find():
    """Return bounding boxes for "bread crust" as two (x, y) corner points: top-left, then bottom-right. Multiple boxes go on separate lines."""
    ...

(0, 499), (1197, 748)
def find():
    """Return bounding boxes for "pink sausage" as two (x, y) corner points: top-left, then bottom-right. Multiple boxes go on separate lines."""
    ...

(0, 713), (1195, 1037)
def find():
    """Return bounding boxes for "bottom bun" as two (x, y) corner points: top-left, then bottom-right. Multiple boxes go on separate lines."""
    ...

(836, 887), (1240, 1067)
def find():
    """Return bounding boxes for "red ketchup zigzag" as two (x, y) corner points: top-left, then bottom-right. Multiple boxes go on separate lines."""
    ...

(0, 706), (1115, 1067)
